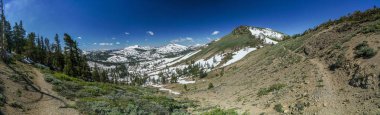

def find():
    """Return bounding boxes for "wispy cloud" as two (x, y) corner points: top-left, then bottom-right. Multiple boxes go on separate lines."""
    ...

(207, 37), (212, 41)
(99, 43), (113, 46)
(5, 0), (35, 21)
(146, 31), (154, 36)
(115, 42), (120, 45)
(5, 0), (32, 12)
(112, 37), (116, 40)
(171, 37), (194, 43)
(125, 32), (130, 35)
(211, 31), (220, 35)
(77, 37), (82, 39)
(93, 43), (97, 45)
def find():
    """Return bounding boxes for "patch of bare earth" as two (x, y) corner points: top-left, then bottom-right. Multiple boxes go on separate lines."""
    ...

(0, 62), (79, 115)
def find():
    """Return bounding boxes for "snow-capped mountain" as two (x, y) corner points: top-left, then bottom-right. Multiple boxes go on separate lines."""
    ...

(248, 26), (285, 44)
(248, 27), (284, 40)
(86, 43), (200, 63)
(157, 43), (188, 54)
(86, 25), (286, 94)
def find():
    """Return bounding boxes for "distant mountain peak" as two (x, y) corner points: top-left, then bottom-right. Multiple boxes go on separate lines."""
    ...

(157, 43), (188, 54)
(125, 45), (140, 49)
(232, 26), (285, 40)
(248, 26), (284, 40)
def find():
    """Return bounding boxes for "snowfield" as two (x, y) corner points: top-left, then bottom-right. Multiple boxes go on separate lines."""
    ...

(178, 78), (196, 84)
(157, 43), (188, 54)
(107, 55), (129, 63)
(151, 85), (180, 95)
(100, 43), (193, 63)
(249, 26), (284, 44)
(88, 61), (116, 69)
(85, 26), (284, 95)
(222, 47), (257, 67)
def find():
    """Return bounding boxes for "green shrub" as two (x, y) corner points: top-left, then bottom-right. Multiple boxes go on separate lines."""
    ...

(43, 72), (194, 114)
(354, 41), (377, 59)
(16, 89), (22, 97)
(183, 85), (188, 91)
(208, 83), (214, 89)
(360, 22), (380, 34)
(44, 76), (54, 83)
(274, 104), (284, 113)
(201, 108), (238, 115)
(257, 84), (286, 97)
(44, 74), (62, 85)
(329, 56), (344, 71)
(10, 102), (23, 109)
(0, 94), (5, 107)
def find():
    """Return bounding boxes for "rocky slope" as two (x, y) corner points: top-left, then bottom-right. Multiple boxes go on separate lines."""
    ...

(173, 8), (380, 114)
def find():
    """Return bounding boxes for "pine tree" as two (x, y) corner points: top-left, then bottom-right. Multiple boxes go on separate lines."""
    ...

(158, 72), (166, 84)
(63, 33), (77, 77)
(12, 21), (26, 54)
(62, 33), (92, 79)
(3, 20), (11, 52)
(44, 38), (52, 67)
(24, 33), (36, 60)
(170, 73), (177, 83)
(52, 34), (64, 71)
(92, 64), (100, 82)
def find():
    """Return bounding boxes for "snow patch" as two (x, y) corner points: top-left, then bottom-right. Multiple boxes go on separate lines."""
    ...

(178, 78), (196, 84)
(107, 55), (129, 63)
(222, 47), (257, 67)
(151, 85), (180, 95)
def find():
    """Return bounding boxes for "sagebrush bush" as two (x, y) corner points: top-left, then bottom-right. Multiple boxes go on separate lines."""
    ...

(257, 84), (286, 97)
(274, 104), (284, 113)
(201, 108), (238, 115)
(354, 41), (377, 59)
(208, 83), (214, 89)
(44, 72), (194, 114)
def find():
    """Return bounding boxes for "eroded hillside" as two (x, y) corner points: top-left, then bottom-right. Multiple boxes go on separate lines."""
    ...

(175, 8), (380, 114)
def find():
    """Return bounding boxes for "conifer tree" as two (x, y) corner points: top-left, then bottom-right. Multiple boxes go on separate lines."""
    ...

(24, 33), (36, 60)
(52, 34), (64, 71)
(92, 64), (100, 82)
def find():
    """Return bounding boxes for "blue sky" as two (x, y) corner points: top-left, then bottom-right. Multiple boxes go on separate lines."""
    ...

(4, 0), (380, 50)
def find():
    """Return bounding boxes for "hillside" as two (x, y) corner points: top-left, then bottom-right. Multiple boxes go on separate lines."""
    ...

(0, 61), (78, 114)
(183, 26), (286, 63)
(172, 8), (380, 114)
(0, 61), (196, 114)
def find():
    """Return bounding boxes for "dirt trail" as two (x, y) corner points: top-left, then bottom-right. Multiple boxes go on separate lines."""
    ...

(0, 62), (79, 115)
(309, 59), (342, 115)
(26, 67), (79, 115)
(282, 46), (306, 61)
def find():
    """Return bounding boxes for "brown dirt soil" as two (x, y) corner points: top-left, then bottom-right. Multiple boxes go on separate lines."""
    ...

(173, 21), (380, 114)
(0, 61), (79, 115)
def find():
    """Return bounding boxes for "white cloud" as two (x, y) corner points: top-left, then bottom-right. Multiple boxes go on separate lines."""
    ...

(115, 42), (120, 45)
(146, 31), (154, 36)
(125, 32), (130, 35)
(5, 0), (34, 21)
(112, 37), (116, 40)
(211, 31), (220, 35)
(171, 37), (194, 43)
(5, 0), (32, 12)
(77, 37), (82, 39)
(207, 37), (212, 41)
(99, 43), (113, 46)
(93, 43), (97, 45)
